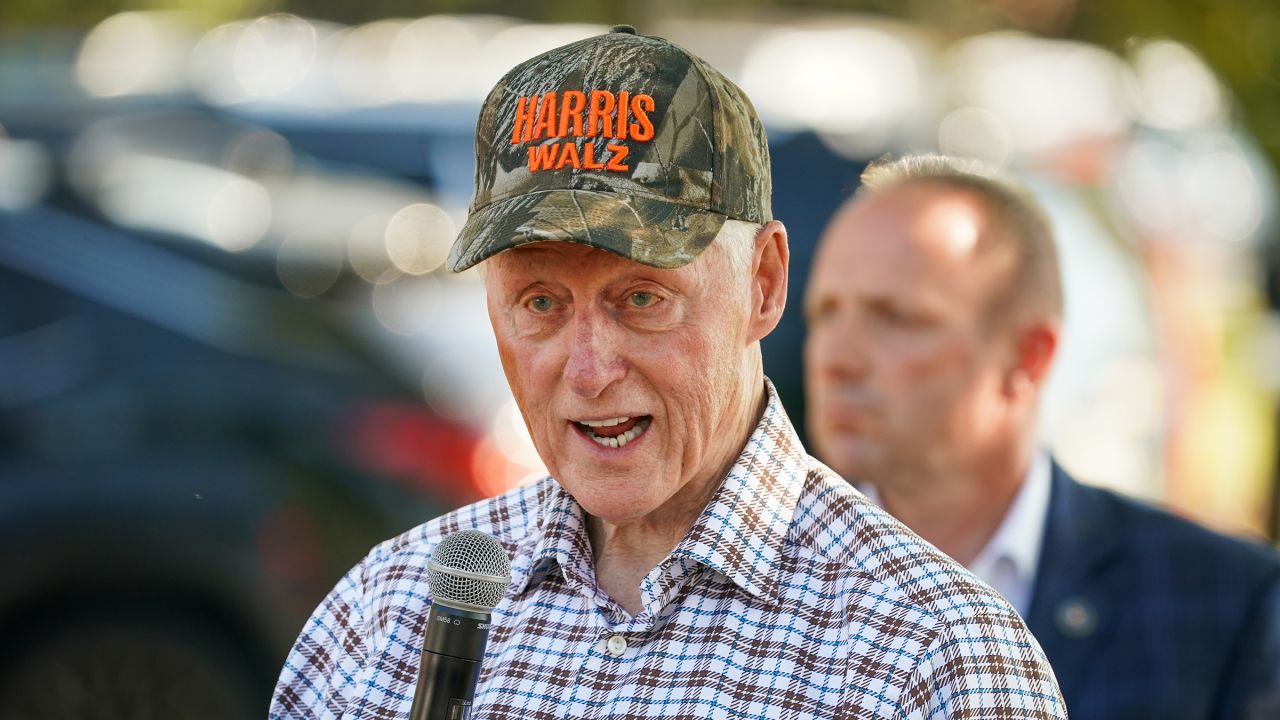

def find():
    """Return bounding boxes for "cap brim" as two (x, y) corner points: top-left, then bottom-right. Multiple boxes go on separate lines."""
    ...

(447, 189), (727, 272)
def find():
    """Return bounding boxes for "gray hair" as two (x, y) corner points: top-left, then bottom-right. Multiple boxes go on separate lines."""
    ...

(716, 218), (763, 278)
(859, 154), (1063, 322)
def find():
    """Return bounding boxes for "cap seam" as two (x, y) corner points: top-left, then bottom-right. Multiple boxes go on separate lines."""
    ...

(682, 52), (721, 214)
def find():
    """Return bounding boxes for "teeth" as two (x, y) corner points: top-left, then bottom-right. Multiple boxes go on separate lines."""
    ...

(582, 417), (649, 449)
(580, 416), (629, 428)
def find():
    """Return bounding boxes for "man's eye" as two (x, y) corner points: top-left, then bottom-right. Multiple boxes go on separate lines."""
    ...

(629, 291), (657, 308)
(528, 295), (554, 312)
(805, 301), (835, 327)
(878, 305), (919, 326)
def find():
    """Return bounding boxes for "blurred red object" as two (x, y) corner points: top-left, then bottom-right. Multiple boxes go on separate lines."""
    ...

(347, 401), (493, 505)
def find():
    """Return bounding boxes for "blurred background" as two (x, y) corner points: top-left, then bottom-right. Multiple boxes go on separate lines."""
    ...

(2, 0), (1279, 717)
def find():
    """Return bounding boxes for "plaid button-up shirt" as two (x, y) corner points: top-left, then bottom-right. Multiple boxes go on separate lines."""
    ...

(272, 382), (1065, 719)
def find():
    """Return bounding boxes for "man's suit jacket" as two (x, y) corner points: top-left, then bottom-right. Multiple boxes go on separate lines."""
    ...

(1025, 463), (1280, 719)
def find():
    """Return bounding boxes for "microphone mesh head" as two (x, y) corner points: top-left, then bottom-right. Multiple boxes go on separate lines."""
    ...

(427, 530), (512, 611)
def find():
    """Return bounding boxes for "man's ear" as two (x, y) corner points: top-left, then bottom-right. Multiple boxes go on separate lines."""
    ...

(748, 220), (789, 343)
(1004, 318), (1059, 399)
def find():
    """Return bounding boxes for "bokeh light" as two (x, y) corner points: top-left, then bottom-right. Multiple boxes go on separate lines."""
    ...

(91, 153), (272, 251)
(234, 14), (318, 98)
(1130, 38), (1227, 132)
(76, 12), (192, 97)
(389, 16), (486, 103)
(741, 23), (932, 151)
(385, 203), (455, 276)
(948, 32), (1133, 153)
(938, 107), (1012, 168)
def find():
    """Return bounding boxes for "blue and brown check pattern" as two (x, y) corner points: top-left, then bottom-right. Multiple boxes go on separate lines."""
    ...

(271, 382), (1065, 719)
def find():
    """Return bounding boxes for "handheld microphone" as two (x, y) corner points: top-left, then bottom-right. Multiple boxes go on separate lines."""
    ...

(409, 529), (512, 720)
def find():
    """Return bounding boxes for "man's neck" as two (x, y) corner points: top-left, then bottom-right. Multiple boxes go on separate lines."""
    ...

(589, 475), (727, 616)
(589, 519), (689, 616)
(874, 448), (1031, 567)
(588, 377), (768, 616)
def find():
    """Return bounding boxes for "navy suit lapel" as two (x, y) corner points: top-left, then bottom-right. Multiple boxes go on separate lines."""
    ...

(1025, 462), (1126, 702)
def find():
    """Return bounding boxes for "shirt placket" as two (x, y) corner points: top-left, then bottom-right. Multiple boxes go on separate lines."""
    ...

(568, 606), (661, 717)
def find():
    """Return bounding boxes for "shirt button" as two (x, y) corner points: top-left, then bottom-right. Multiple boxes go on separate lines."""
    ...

(605, 634), (627, 656)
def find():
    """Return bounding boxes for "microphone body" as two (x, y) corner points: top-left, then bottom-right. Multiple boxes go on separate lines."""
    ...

(409, 604), (492, 720)
(408, 530), (511, 720)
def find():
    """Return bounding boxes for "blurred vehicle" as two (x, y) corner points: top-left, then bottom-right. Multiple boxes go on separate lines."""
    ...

(0, 199), (492, 717)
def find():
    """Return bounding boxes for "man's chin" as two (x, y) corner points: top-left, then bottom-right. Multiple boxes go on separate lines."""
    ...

(576, 494), (663, 528)
(555, 469), (660, 522)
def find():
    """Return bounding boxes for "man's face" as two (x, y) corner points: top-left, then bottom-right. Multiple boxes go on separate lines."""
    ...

(804, 184), (1015, 486)
(484, 240), (756, 525)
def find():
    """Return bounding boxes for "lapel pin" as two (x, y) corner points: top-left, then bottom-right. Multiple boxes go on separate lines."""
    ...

(1054, 596), (1098, 639)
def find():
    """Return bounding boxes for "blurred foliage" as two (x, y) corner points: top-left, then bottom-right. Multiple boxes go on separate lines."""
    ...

(0, 0), (275, 26)
(2, 0), (1279, 171)
(1072, 0), (1280, 172)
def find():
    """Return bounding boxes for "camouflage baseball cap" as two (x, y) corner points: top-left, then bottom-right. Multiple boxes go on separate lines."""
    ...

(447, 25), (772, 272)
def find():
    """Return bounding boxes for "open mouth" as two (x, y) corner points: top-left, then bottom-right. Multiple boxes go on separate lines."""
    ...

(573, 415), (652, 449)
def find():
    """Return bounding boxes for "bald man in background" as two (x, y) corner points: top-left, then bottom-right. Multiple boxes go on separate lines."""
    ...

(804, 154), (1280, 719)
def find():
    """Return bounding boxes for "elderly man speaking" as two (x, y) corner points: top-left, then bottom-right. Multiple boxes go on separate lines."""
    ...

(270, 27), (1064, 719)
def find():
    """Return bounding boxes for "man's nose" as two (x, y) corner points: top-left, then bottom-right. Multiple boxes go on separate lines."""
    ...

(809, 312), (871, 381)
(563, 309), (626, 399)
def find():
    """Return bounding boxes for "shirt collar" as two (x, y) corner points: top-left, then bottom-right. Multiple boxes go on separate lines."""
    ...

(513, 481), (591, 596)
(967, 451), (1051, 610)
(663, 378), (806, 603)
(512, 378), (806, 605)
